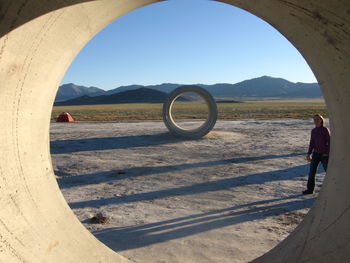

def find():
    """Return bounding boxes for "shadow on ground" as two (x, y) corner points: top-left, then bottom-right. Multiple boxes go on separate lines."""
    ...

(57, 152), (305, 189)
(52, 133), (316, 253)
(51, 133), (184, 154)
(67, 163), (309, 209)
(93, 194), (314, 251)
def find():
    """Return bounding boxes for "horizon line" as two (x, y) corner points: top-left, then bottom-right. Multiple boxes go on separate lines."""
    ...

(60, 75), (318, 91)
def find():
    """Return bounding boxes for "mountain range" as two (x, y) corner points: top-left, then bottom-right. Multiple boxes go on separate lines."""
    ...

(55, 83), (105, 101)
(55, 76), (322, 105)
(55, 88), (184, 106)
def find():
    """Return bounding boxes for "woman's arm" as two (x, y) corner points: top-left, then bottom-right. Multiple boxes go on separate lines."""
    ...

(325, 127), (331, 154)
(308, 130), (315, 155)
(307, 130), (314, 161)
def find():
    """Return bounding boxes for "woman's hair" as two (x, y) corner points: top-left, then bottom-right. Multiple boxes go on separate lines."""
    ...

(313, 114), (325, 126)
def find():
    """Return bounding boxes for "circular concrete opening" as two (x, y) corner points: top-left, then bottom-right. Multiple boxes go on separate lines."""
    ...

(167, 91), (209, 130)
(163, 85), (218, 138)
(50, 3), (329, 262)
(1, 1), (350, 263)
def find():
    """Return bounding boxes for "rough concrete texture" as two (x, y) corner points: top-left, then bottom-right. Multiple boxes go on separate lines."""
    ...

(0, 0), (349, 262)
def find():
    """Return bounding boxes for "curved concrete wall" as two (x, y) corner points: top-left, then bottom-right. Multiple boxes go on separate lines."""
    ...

(0, 0), (349, 262)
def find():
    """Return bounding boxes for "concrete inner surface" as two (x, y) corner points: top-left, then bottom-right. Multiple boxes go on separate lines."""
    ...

(0, 0), (349, 262)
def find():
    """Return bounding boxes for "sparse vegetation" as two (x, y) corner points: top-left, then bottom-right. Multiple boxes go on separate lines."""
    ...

(51, 99), (327, 122)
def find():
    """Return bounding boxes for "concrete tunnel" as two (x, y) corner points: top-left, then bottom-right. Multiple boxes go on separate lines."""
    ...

(0, 0), (349, 262)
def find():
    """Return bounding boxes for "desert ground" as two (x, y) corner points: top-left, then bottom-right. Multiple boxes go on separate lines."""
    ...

(50, 119), (326, 263)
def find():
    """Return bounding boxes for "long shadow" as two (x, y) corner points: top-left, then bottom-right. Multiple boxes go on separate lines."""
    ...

(93, 194), (315, 251)
(50, 133), (184, 154)
(69, 163), (309, 209)
(57, 152), (305, 189)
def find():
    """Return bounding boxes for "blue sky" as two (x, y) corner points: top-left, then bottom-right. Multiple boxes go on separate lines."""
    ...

(61, 0), (317, 91)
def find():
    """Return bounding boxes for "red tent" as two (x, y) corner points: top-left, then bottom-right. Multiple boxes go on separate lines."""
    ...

(56, 112), (75, 122)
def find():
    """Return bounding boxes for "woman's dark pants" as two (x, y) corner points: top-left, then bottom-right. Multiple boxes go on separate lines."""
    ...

(307, 152), (329, 192)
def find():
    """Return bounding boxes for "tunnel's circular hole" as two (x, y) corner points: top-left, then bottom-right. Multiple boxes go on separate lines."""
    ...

(49, 1), (329, 262)
(170, 91), (209, 131)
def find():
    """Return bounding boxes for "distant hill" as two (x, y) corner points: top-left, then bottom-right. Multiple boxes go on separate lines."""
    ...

(55, 83), (105, 101)
(103, 77), (321, 98)
(201, 76), (322, 98)
(105, 83), (180, 95)
(55, 76), (322, 103)
(54, 88), (182, 106)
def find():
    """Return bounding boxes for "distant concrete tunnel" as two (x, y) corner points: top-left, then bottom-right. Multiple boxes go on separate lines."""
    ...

(0, 0), (349, 262)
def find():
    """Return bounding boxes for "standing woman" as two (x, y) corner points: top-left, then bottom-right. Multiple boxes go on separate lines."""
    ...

(303, 114), (331, 195)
